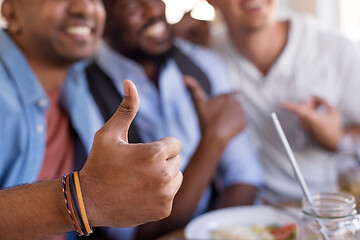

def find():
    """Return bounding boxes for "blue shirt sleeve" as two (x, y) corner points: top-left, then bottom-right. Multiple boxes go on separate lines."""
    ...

(219, 129), (263, 187)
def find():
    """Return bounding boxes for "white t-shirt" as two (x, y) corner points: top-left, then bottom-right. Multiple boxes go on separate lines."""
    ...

(213, 14), (360, 202)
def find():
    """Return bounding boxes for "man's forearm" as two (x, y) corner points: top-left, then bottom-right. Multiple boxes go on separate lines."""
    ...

(0, 179), (73, 240)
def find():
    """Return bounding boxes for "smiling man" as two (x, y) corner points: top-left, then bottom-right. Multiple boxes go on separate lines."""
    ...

(208, 0), (360, 203)
(87, 0), (263, 239)
(0, 0), (183, 239)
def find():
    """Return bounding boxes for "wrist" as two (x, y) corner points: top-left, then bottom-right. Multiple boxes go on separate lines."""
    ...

(201, 129), (228, 151)
(56, 178), (76, 228)
(61, 172), (94, 236)
(77, 171), (99, 227)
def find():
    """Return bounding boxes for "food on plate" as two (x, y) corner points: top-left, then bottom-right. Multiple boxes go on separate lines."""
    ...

(211, 223), (297, 240)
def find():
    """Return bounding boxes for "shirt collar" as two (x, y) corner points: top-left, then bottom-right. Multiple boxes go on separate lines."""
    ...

(0, 30), (46, 106)
(269, 14), (301, 78)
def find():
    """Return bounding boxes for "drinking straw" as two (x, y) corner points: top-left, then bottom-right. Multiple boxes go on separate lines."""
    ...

(271, 113), (329, 240)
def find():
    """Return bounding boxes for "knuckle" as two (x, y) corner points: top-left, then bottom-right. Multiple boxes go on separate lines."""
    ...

(172, 137), (182, 150)
(144, 144), (159, 159)
(152, 194), (173, 220)
(156, 206), (172, 220)
(177, 171), (184, 185)
(147, 142), (165, 161)
(162, 205), (172, 218)
(161, 193), (173, 209)
(117, 101), (137, 116)
(160, 168), (173, 183)
(175, 156), (182, 170)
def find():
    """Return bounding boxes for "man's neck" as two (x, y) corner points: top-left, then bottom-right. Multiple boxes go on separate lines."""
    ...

(229, 20), (289, 76)
(25, 55), (70, 94)
(34, 64), (68, 94)
(141, 60), (161, 88)
(12, 36), (71, 94)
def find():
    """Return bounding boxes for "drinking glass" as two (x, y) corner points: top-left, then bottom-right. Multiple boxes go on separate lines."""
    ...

(337, 135), (360, 209)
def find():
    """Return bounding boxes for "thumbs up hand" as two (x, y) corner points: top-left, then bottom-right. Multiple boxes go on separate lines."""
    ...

(79, 80), (183, 228)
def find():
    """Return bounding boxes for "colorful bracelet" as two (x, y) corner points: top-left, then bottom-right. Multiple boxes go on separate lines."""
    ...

(69, 172), (88, 236)
(66, 174), (84, 236)
(73, 172), (93, 235)
(62, 172), (93, 236)
(62, 174), (83, 236)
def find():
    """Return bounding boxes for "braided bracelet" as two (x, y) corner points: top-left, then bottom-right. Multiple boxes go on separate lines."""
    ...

(65, 174), (84, 236)
(61, 174), (83, 235)
(69, 172), (88, 236)
(73, 171), (93, 235)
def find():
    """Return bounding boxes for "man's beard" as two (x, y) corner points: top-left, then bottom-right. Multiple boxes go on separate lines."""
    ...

(126, 45), (175, 64)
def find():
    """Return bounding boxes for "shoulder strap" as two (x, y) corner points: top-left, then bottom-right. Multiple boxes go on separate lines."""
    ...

(86, 47), (212, 143)
(86, 62), (142, 143)
(172, 46), (212, 95)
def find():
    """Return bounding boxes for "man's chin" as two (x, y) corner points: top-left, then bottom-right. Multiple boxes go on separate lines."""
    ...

(52, 51), (92, 67)
(129, 45), (175, 63)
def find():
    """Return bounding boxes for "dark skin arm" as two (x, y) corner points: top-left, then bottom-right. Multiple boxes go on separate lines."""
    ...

(135, 76), (257, 239)
(0, 180), (73, 240)
(0, 81), (183, 240)
(216, 184), (257, 209)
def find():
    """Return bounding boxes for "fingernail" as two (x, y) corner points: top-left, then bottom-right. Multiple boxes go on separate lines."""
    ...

(123, 80), (130, 97)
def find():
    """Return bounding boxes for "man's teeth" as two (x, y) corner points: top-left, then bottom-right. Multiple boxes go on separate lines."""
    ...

(67, 26), (91, 36)
(144, 21), (166, 38)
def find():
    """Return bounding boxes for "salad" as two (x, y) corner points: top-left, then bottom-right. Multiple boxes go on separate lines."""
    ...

(211, 223), (297, 240)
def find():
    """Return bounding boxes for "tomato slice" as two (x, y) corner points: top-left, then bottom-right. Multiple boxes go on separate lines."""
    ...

(271, 223), (297, 240)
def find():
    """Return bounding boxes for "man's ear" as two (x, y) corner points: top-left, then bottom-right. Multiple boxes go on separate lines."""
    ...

(1, 0), (22, 35)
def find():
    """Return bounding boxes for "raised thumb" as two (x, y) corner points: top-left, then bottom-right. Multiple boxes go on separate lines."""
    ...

(104, 80), (139, 143)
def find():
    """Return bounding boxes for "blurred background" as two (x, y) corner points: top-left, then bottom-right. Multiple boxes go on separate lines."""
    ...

(0, 0), (359, 43)
(163, 0), (360, 43)
(168, 0), (360, 43)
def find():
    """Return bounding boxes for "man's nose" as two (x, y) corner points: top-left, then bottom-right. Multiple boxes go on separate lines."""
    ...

(140, 0), (165, 19)
(68, 0), (96, 17)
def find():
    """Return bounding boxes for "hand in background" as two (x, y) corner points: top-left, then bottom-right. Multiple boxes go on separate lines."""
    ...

(184, 75), (247, 145)
(80, 80), (183, 228)
(279, 96), (343, 150)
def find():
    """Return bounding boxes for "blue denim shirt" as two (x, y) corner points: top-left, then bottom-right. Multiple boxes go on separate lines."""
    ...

(0, 30), (102, 188)
(96, 40), (263, 240)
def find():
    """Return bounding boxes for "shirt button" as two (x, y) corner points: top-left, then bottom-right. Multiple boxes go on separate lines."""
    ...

(38, 98), (48, 108)
(36, 124), (44, 133)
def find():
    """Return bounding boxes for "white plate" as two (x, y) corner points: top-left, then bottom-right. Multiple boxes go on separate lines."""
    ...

(185, 205), (298, 239)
